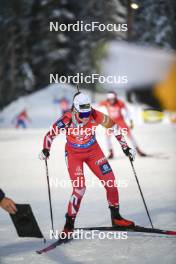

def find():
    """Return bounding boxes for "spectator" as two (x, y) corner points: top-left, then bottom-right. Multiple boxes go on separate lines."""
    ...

(0, 189), (17, 214)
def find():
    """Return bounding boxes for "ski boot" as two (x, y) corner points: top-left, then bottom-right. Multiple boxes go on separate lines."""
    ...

(109, 206), (135, 227)
(107, 149), (114, 159)
(60, 213), (75, 239)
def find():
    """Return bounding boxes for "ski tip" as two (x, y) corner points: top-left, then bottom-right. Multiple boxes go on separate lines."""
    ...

(166, 230), (176, 236)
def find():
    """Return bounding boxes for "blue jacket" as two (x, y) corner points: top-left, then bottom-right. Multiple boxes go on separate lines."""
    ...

(0, 189), (5, 202)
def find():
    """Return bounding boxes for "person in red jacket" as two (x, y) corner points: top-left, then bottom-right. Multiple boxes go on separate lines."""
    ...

(100, 91), (147, 159)
(40, 92), (136, 237)
(12, 109), (31, 129)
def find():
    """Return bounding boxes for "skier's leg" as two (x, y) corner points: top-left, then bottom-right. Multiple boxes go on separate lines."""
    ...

(21, 120), (26, 129)
(86, 144), (119, 206)
(120, 120), (146, 156)
(62, 148), (86, 235)
(86, 144), (134, 227)
(128, 130), (147, 156)
(106, 131), (114, 159)
(65, 148), (86, 218)
(127, 129), (138, 148)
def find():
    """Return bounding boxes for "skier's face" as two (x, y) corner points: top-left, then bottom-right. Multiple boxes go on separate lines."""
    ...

(107, 94), (117, 105)
(108, 98), (117, 105)
(76, 111), (91, 123)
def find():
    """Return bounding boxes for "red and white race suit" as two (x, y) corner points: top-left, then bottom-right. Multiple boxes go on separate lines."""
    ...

(43, 108), (128, 217)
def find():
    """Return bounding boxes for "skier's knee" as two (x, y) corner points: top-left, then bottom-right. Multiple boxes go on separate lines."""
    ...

(73, 186), (86, 197)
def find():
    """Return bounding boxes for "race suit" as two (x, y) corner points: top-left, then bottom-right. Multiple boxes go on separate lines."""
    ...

(43, 108), (128, 217)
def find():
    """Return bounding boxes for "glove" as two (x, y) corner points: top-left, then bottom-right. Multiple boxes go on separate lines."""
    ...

(39, 148), (50, 160)
(123, 147), (136, 161)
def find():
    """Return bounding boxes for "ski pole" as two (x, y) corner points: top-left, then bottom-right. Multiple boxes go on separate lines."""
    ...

(129, 159), (154, 228)
(45, 159), (55, 233)
(76, 83), (80, 92)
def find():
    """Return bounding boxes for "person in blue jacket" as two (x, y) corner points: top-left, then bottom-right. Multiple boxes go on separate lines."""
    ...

(0, 189), (17, 214)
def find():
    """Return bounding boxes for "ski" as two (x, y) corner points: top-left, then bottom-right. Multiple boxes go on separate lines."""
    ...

(75, 225), (176, 236)
(36, 225), (176, 254)
(36, 237), (73, 254)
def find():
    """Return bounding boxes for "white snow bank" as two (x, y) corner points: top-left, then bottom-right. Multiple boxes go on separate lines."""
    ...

(0, 84), (76, 128)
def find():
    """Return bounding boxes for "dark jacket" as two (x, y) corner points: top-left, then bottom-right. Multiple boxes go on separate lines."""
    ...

(0, 189), (5, 202)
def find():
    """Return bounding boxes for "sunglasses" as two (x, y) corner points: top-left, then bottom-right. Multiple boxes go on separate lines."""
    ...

(79, 104), (91, 110)
(78, 111), (91, 118)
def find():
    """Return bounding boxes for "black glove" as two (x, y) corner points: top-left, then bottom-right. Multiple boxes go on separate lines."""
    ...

(123, 147), (136, 162)
(42, 148), (50, 158)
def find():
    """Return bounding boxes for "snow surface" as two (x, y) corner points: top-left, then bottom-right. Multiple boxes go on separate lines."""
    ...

(0, 123), (176, 264)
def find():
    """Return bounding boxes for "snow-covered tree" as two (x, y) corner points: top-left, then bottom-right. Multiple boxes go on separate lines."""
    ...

(0, 0), (128, 108)
(132, 0), (176, 50)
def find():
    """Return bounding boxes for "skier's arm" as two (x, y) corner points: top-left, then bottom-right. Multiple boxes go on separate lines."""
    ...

(43, 122), (60, 150)
(100, 113), (129, 149)
(40, 114), (71, 159)
(104, 116), (135, 161)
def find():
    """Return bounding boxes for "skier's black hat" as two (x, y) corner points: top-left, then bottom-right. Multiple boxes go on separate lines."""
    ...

(9, 204), (43, 238)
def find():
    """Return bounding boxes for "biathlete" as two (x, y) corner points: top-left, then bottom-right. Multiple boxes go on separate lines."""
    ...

(40, 92), (136, 236)
(100, 91), (147, 159)
(12, 109), (31, 129)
